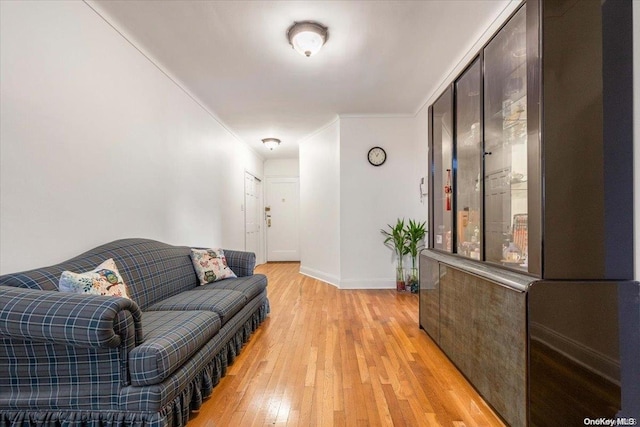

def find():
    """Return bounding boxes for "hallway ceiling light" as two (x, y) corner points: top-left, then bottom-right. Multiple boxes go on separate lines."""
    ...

(287, 21), (328, 57)
(262, 138), (281, 150)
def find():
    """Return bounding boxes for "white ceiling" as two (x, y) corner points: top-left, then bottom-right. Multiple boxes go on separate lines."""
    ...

(89, 0), (512, 159)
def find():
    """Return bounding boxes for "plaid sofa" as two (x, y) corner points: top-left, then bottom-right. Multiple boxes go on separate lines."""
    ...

(0, 238), (269, 427)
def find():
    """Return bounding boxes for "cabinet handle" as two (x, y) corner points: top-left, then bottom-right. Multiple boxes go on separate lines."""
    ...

(483, 151), (493, 157)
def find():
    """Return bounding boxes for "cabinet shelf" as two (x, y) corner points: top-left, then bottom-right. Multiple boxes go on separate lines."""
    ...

(487, 94), (527, 125)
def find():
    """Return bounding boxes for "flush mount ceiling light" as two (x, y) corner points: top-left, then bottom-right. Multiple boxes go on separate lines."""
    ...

(287, 21), (328, 57)
(262, 138), (281, 150)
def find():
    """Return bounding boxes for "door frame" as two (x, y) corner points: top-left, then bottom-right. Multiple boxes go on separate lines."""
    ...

(244, 170), (265, 265)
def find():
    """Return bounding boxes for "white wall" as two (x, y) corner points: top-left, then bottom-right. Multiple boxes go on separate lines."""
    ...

(299, 120), (341, 286)
(0, 1), (263, 274)
(264, 159), (299, 178)
(298, 113), (428, 289)
(339, 114), (428, 288)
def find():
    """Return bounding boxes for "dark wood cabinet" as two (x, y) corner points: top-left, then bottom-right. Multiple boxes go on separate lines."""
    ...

(420, 252), (531, 426)
(420, 252), (639, 426)
(428, 0), (633, 279)
(439, 265), (527, 426)
(422, 0), (638, 425)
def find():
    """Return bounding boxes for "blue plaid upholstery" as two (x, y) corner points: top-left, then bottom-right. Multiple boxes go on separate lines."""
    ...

(0, 238), (199, 310)
(147, 289), (246, 325)
(119, 291), (269, 412)
(0, 238), (269, 427)
(192, 273), (267, 300)
(0, 286), (141, 411)
(0, 339), (128, 410)
(129, 310), (221, 386)
(0, 285), (142, 348)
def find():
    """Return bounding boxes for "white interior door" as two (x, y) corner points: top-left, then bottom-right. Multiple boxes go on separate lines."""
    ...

(244, 172), (262, 263)
(266, 177), (300, 261)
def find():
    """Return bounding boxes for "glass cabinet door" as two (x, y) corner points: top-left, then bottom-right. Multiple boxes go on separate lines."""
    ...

(455, 58), (482, 260)
(483, 7), (528, 269)
(431, 87), (453, 252)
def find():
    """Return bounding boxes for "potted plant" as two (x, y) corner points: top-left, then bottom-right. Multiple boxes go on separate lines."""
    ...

(381, 218), (409, 291)
(405, 219), (427, 293)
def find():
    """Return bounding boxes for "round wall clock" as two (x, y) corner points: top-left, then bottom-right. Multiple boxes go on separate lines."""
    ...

(367, 146), (387, 166)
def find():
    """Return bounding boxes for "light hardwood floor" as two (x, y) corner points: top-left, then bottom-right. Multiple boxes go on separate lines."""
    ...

(189, 262), (505, 427)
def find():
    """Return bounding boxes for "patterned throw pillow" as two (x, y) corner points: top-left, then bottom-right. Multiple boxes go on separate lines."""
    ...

(59, 258), (131, 300)
(190, 248), (237, 285)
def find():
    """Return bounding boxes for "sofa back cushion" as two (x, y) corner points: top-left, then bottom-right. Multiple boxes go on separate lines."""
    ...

(0, 238), (198, 310)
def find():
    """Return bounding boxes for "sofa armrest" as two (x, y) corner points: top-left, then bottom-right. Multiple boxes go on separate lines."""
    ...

(0, 285), (143, 349)
(223, 249), (256, 277)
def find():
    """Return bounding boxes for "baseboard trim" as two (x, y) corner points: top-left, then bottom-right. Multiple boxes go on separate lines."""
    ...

(338, 278), (395, 290)
(299, 266), (340, 288)
(530, 321), (620, 385)
(298, 266), (396, 290)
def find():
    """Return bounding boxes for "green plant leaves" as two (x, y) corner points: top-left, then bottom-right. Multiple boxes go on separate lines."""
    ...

(405, 219), (427, 269)
(381, 218), (409, 269)
(381, 218), (427, 270)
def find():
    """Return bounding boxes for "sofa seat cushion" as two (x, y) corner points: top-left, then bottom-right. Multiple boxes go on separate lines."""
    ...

(191, 274), (267, 301)
(129, 310), (221, 386)
(147, 289), (247, 325)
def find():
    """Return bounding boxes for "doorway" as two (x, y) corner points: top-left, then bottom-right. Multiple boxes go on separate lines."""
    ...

(265, 177), (300, 261)
(244, 171), (263, 264)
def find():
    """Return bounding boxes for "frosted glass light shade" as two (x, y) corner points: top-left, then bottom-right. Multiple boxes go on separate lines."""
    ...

(262, 138), (281, 150)
(287, 21), (328, 57)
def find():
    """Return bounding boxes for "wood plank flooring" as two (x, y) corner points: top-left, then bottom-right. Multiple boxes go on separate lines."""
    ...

(189, 262), (505, 427)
